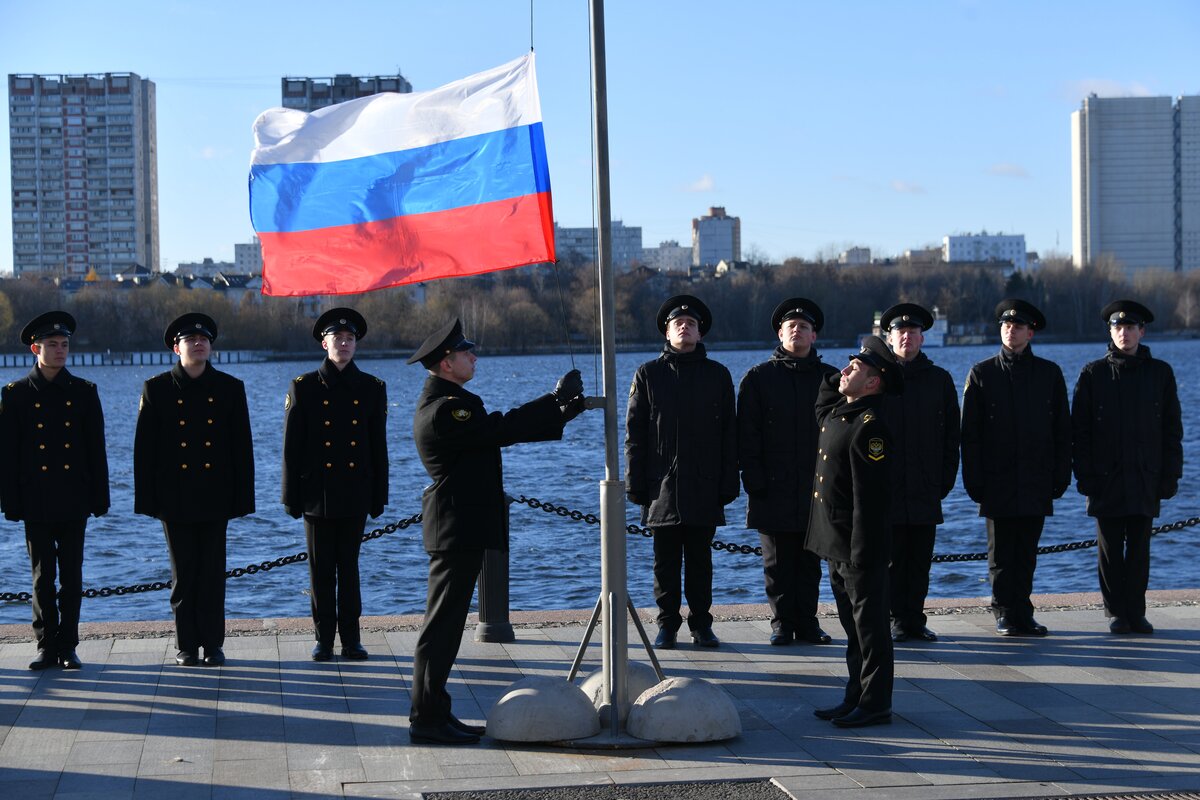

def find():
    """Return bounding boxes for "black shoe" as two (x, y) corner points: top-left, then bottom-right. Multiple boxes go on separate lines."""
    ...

(1109, 617), (1132, 634)
(890, 622), (909, 643)
(911, 626), (938, 642)
(409, 721), (480, 745)
(311, 643), (333, 662)
(29, 649), (57, 671)
(1021, 618), (1048, 637)
(796, 626), (832, 645)
(832, 707), (892, 728)
(653, 628), (677, 650)
(58, 649), (82, 669)
(769, 628), (793, 646)
(175, 650), (199, 667)
(203, 647), (226, 666)
(450, 716), (487, 736)
(1130, 616), (1154, 635)
(813, 701), (856, 721)
(691, 627), (720, 648)
(340, 643), (369, 660)
(995, 616), (1015, 636)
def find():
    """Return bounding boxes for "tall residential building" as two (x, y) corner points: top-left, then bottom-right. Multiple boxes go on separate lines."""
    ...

(234, 236), (262, 273)
(642, 240), (692, 272)
(943, 231), (1027, 270)
(9, 72), (158, 277)
(281, 74), (412, 112)
(1072, 94), (1200, 273)
(553, 221), (643, 270)
(692, 206), (740, 267)
(839, 246), (871, 265)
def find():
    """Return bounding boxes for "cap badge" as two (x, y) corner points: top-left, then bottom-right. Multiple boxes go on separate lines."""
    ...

(1118, 311), (1126, 319)
(902, 315), (909, 322)
(194, 323), (202, 329)
(339, 318), (346, 324)
(53, 324), (61, 331)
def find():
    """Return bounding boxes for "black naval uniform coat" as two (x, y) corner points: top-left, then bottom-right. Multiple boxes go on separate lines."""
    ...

(1071, 343), (1183, 621)
(805, 374), (893, 712)
(410, 374), (567, 725)
(0, 366), (109, 653)
(282, 358), (388, 647)
(134, 362), (254, 653)
(737, 346), (836, 636)
(880, 353), (959, 631)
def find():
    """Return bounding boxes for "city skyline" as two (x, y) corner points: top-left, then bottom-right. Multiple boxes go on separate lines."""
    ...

(3, 0), (1199, 275)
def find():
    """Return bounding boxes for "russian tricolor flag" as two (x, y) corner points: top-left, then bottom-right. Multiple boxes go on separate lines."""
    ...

(249, 54), (554, 297)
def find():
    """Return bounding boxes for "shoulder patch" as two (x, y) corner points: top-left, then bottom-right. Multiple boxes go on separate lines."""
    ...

(451, 408), (472, 422)
(868, 437), (885, 461)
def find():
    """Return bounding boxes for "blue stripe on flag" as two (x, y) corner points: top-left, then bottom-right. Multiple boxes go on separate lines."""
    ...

(250, 122), (549, 234)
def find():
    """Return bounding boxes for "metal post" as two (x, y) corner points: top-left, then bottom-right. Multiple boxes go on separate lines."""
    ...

(475, 501), (515, 643)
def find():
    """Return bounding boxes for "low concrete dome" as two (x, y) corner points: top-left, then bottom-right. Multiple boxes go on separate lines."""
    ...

(627, 677), (741, 742)
(488, 675), (601, 742)
(579, 661), (660, 711)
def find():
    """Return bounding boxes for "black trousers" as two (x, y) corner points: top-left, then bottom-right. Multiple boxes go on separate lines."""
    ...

(651, 524), (715, 632)
(758, 530), (822, 635)
(987, 516), (1044, 621)
(162, 520), (227, 653)
(305, 514), (366, 647)
(25, 519), (87, 653)
(410, 548), (484, 726)
(828, 559), (893, 712)
(1096, 515), (1153, 621)
(888, 523), (936, 630)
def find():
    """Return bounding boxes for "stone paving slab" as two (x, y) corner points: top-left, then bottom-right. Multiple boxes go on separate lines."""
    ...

(1, 592), (1199, 799)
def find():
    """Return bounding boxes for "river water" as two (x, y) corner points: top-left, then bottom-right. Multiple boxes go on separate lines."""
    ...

(1, 339), (1197, 625)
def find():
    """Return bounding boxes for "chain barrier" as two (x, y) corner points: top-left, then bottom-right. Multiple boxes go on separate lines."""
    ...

(2, 502), (1197, 604)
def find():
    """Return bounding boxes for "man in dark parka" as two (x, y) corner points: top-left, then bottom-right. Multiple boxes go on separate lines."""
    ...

(961, 299), (1070, 638)
(806, 336), (903, 729)
(626, 295), (738, 650)
(1071, 300), (1183, 635)
(406, 319), (585, 745)
(878, 303), (959, 643)
(737, 297), (836, 646)
(134, 313), (255, 667)
(283, 308), (388, 662)
(0, 312), (109, 670)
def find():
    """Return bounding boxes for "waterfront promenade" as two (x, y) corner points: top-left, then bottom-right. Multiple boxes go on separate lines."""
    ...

(2, 591), (1199, 800)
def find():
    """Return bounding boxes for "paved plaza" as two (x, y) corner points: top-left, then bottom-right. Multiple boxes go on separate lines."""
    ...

(2, 591), (1199, 799)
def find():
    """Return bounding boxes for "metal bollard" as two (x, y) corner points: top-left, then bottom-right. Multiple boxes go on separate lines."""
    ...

(475, 497), (515, 642)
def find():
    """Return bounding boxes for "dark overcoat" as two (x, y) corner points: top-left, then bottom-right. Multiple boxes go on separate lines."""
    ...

(624, 343), (738, 528)
(282, 358), (388, 519)
(879, 353), (960, 525)
(804, 374), (892, 568)
(736, 346), (837, 532)
(133, 363), (255, 523)
(413, 375), (565, 553)
(960, 346), (1071, 518)
(0, 367), (109, 522)
(1071, 343), (1183, 518)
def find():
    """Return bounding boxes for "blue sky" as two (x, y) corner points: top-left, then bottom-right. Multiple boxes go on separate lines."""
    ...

(2, 0), (1198, 274)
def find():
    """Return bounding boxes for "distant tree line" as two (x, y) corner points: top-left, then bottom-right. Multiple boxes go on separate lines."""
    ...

(0, 256), (1197, 353)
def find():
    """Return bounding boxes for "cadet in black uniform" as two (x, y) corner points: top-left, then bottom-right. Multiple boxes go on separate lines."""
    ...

(877, 304), (959, 643)
(1071, 300), (1183, 635)
(0, 312), (109, 670)
(406, 319), (585, 745)
(134, 313), (255, 667)
(737, 298), (836, 646)
(626, 295), (738, 650)
(806, 336), (902, 728)
(961, 300), (1070, 637)
(283, 308), (388, 661)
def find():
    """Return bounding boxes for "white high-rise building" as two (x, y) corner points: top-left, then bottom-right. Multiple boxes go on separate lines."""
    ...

(553, 221), (643, 270)
(1072, 94), (1200, 273)
(281, 73), (412, 112)
(943, 232), (1027, 270)
(692, 206), (740, 267)
(9, 72), (158, 276)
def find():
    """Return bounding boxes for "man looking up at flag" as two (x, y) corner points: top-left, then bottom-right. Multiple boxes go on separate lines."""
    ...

(406, 319), (586, 745)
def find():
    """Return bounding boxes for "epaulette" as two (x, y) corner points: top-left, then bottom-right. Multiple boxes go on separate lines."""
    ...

(295, 375), (305, 382)
(5, 382), (13, 389)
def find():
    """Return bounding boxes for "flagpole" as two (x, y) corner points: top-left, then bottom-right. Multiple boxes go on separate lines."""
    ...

(589, 0), (630, 729)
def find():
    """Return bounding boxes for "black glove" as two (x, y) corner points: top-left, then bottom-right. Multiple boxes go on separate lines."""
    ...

(554, 369), (584, 403)
(561, 396), (586, 422)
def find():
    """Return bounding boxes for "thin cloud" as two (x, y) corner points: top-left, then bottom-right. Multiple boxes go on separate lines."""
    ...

(197, 145), (228, 160)
(988, 162), (1030, 179)
(890, 180), (926, 195)
(684, 174), (714, 193)
(1062, 79), (1155, 102)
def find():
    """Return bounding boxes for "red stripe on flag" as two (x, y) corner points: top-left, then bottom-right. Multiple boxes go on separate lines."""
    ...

(259, 192), (556, 297)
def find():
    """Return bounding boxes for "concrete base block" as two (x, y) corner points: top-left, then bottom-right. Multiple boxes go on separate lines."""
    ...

(487, 675), (601, 743)
(579, 661), (660, 725)
(626, 677), (741, 743)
